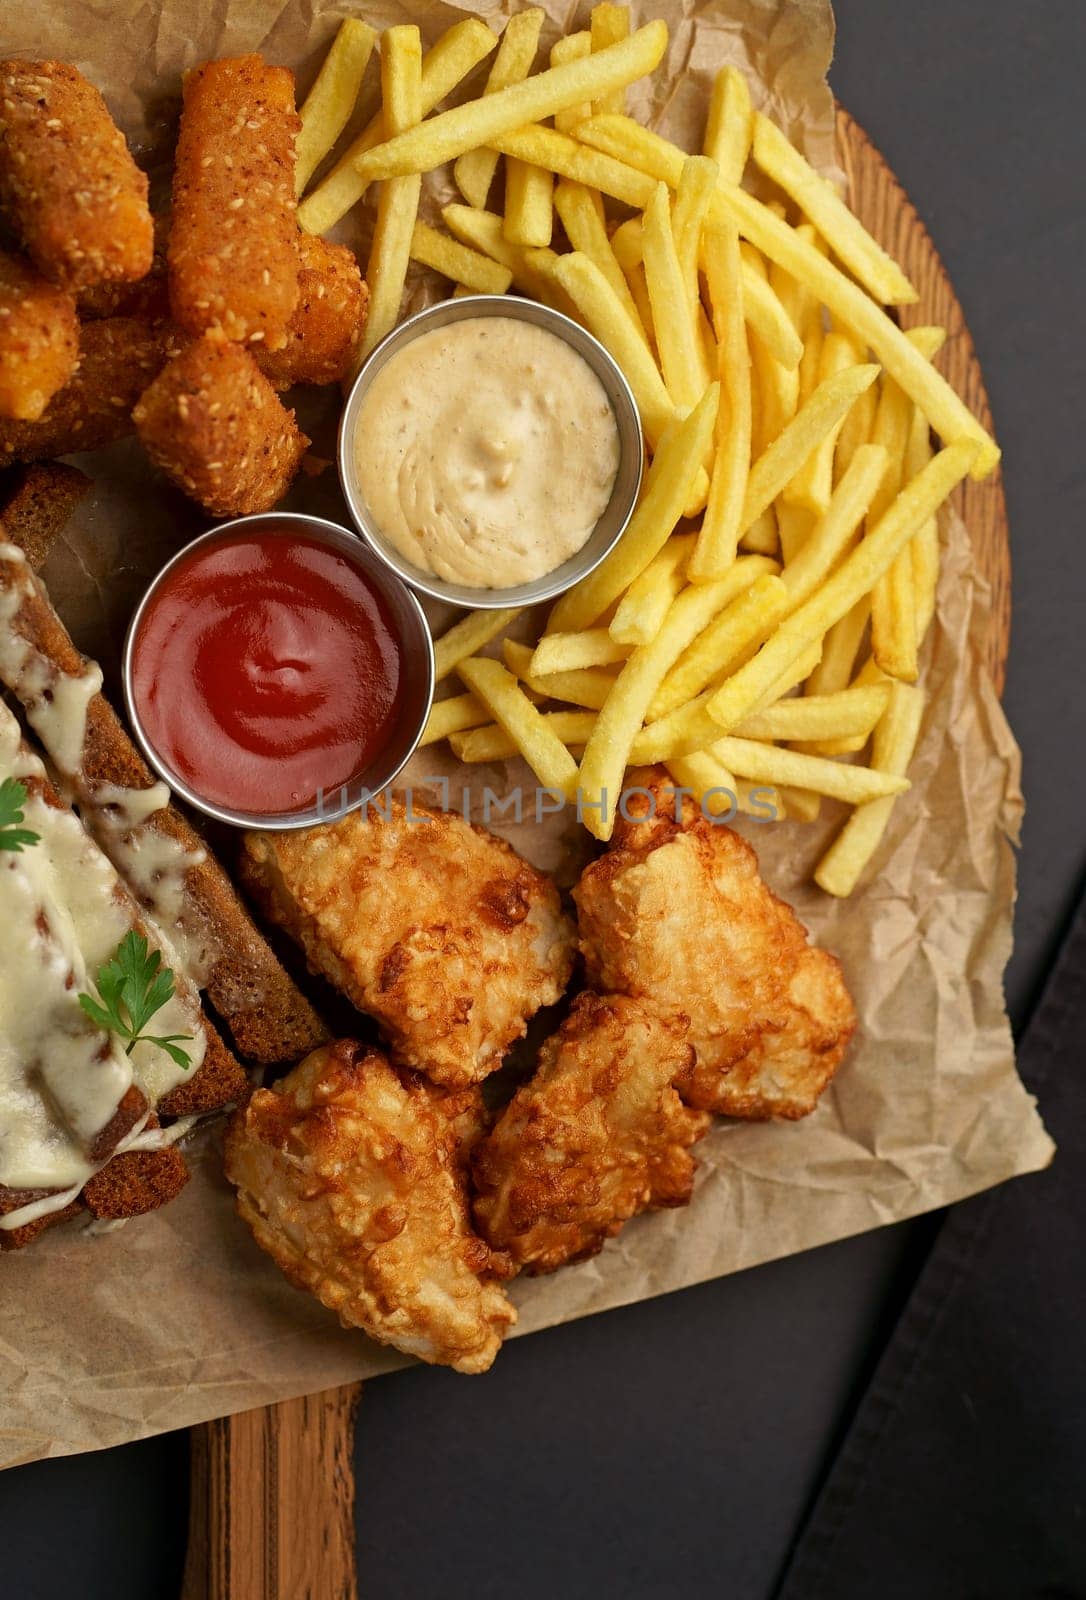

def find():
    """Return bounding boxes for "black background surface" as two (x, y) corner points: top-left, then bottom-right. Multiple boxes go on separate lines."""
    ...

(2, 2), (1084, 1596)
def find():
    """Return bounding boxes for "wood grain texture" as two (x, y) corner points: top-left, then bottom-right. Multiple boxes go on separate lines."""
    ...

(182, 1383), (361, 1600)
(182, 110), (1012, 1600)
(836, 106), (1011, 690)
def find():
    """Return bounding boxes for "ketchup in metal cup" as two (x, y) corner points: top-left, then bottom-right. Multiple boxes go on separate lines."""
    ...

(130, 528), (404, 816)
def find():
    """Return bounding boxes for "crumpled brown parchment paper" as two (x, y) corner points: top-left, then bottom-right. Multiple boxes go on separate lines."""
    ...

(0, 0), (1052, 1468)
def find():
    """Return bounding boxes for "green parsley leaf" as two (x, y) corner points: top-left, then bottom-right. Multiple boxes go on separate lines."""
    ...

(77, 931), (193, 1071)
(0, 777), (40, 853)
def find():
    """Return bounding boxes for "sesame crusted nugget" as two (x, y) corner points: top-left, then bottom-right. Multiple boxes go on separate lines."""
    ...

(0, 314), (180, 462)
(133, 335), (309, 517)
(0, 248), (79, 420)
(76, 211), (170, 321)
(257, 234), (369, 389)
(169, 55), (301, 351)
(0, 61), (153, 292)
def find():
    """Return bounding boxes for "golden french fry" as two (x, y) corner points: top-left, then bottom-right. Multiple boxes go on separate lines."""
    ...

(625, 261), (656, 354)
(737, 258), (804, 367)
(754, 638), (822, 710)
(504, 158), (554, 247)
(776, 501), (813, 565)
(703, 65), (752, 185)
(360, 28), (424, 360)
(736, 683), (890, 742)
(906, 405), (939, 646)
(492, 123), (654, 211)
(298, 19), (496, 233)
(780, 443), (888, 611)
(748, 325), (799, 456)
(554, 181), (645, 336)
(689, 222), (753, 579)
(549, 385), (719, 632)
(451, 709), (598, 762)
(673, 156), (718, 311)
(577, 575), (743, 839)
(751, 113), (917, 305)
(295, 20), (378, 197)
(785, 330), (860, 513)
(410, 220), (513, 293)
(802, 599), (871, 710)
(608, 532), (697, 644)
(420, 692), (489, 746)
(354, 21), (669, 181)
(457, 657), (579, 797)
(590, 4), (631, 115)
(815, 682), (925, 896)
(705, 440), (979, 731)
(453, 9), (545, 208)
(530, 629), (630, 675)
(502, 639), (618, 710)
(648, 567), (787, 719)
(545, 252), (676, 447)
(779, 786), (822, 823)
(433, 606), (523, 681)
(610, 215), (643, 271)
(742, 363), (879, 530)
(551, 32), (593, 134)
(711, 736), (909, 803)
(642, 182), (703, 410)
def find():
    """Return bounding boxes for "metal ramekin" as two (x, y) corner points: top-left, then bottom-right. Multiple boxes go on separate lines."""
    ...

(123, 512), (435, 832)
(337, 294), (644, 610)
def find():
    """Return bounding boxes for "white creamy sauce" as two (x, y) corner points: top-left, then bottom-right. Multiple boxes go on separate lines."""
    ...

(0, 708), (206, 1221)
(354, 317), (621, 589)
(88, 780), (208, 933)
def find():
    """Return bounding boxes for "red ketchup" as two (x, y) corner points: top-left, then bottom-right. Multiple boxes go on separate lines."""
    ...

(131, 529), (404, 816)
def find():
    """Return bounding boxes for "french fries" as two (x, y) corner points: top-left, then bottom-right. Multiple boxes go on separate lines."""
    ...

(703, 65), (752, 185)
(590, 3), (632, 116)
(553, 181), (645, 335)
(735, 683), (890, 743)
(608, 533), (696, 644)
(742, 364), (879, 531)
(530, 629), (630, 675)
(360, 28), (424, 360)
(551, 32), (593, 135)
(409, 219), (513, 293)
(503, 639), (618, 710)
(295, 20), (378, 196)
(750, 114), (917, 305)
(815, 683), (925, 896)
(457, 657), (579, 797)
(504, 158), (554, 247)
(690, 221), (752, 579)
(641, 183), (702, 409)
(353, 22), (669, 182)
(549, 385), (719, 631)
(453, 9), (544, 208)
(710, 736), (910, 804)
(433, 607), (523, 682)
(298, 19), (497, 234)
(451, 709), (597, 762)
(420, 692), (489, 746)
(648, 568), (788, 719)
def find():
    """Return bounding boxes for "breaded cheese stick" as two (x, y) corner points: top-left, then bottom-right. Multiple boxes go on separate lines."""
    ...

(0, 249), (79, 420)
(0, 315), (180, 463)
(0, 545), (328, 1065)
(0, 60), (153, 291)
(168, 55), (301, 350)
(134, 336), (309, 516)
(0, 461), (91, 569)
(257, 234), (369, 388)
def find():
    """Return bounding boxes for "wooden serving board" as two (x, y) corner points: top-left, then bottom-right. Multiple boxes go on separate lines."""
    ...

(181, 108), (1012, 1600)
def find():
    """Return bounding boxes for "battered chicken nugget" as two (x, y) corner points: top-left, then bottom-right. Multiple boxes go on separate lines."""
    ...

(0, 314), (178, 462)
(0, 61), (153, 291)
(225, 1040), (516, 1374)
(76, 212), (170, 322)
(169, 55), (301, 351)
(257, 234), (369, 389)
(0, 249), (79, 420)
(473, 992), (711, 1274)
(241, 801), (575, 1089)
(133, 336), (309, 516)
(575, 771), (808, 1074)
(684, 946), (856, 1120)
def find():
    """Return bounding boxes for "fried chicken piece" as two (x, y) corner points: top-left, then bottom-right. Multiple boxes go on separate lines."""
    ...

(685, 946), (856, 1120)
(575, 771), (808, 1072)
(225, 1040), (516, 1374)
(257, 234), (369, 389)
(0, 314), (179, 463)
(473, 992), (710, 1273)
(76, 211), (170, 321)
(0, 249), (79, 420)
(169, 55), (300, 351)
(574, 770), (855, 1120)
(0, 61), (153, 291)
(241, 801), (575, 1089)
(133, 336), (309, 516)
